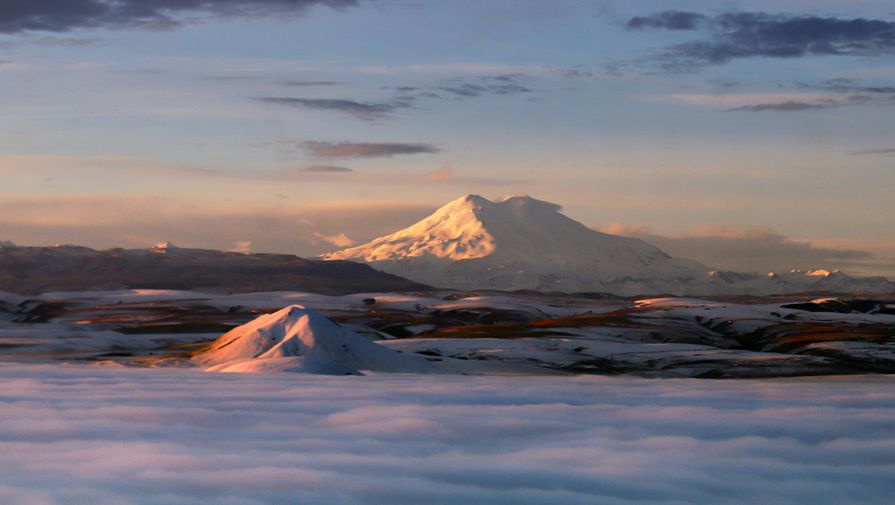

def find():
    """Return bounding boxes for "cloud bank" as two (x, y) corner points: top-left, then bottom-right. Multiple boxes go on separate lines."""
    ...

(0, 365), (892, 505)
(599, 224), (879, 274)
(628, 11), (895, 69)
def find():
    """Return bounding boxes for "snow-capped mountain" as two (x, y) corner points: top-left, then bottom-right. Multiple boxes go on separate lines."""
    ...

(324, 194), (709, 294)
(191, 305), (430, 374)
(324, 194), (894, 296)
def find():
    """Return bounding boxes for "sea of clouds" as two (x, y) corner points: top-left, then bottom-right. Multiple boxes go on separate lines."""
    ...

(0, 364), (893, 505)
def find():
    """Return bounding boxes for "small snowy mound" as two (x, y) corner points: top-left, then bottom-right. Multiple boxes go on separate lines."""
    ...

(192, 305), (429, 374)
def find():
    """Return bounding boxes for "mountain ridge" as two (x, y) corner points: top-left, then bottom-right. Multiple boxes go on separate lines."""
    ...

(0, 243), (429, 295)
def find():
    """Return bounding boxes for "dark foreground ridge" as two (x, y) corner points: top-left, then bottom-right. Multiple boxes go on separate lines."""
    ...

(0, 243), (429, 295)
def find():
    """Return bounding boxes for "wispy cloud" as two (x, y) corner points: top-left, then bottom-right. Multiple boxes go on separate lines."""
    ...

(815, 78), (895, 95)
(726, 100), (839, 112)
(656, 92), (839, 108)
(254, 97), (413, 121)
(312, 231), (355, 247)
(437, 74), (533, 98)
(653, 92), (880, 113)
(301, 141), (441, 159)
(256, 73), (535, 123)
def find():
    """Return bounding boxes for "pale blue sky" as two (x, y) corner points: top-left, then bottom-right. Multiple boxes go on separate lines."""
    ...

(0, 0), (893, 274)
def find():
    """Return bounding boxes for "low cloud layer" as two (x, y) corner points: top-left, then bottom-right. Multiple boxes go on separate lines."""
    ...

(0, 195), (435, 257)
(628, 11), (895, 70)
(0, 0), (357, 34)
(0, 365), (892, 505)
(301, 141), (441, 159)
(599, 224), (881, 275)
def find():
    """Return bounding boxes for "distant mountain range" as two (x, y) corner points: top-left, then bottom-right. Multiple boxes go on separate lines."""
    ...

(324, 194), (895, 296)
(3, 196), (892, 296)
(0, 242), (427, 295)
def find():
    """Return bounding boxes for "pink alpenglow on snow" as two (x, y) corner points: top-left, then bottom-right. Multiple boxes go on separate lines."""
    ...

(191, 305), (431, 374)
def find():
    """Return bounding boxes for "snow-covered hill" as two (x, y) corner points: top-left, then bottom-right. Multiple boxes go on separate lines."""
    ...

(191, 305), (430, 374)
(324, 194), (894, 295)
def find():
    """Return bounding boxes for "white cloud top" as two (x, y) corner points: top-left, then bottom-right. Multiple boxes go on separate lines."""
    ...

(0, 365), (892, 504)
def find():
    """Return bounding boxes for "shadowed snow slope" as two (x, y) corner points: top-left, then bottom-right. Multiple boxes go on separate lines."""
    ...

(324, 194), (708, 294)
(192, 305), (430, 374)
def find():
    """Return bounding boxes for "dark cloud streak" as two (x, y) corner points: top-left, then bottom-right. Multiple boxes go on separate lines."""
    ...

(726, 100), (838, 112)
(301, 141), (440, 159)
(627, 11), (705, 31)
(282, 80), (343, 87)
(255, 97), (413, 121)
(850, 148), (895, 156)
(437, 74), (532, 98)
(814, 78), (895, 95)
(303, 165), (352, 173)
(0, 0), (358, 34)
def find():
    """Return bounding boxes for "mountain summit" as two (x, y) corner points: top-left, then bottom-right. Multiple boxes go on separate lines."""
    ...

(324, 194), (709, 293)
